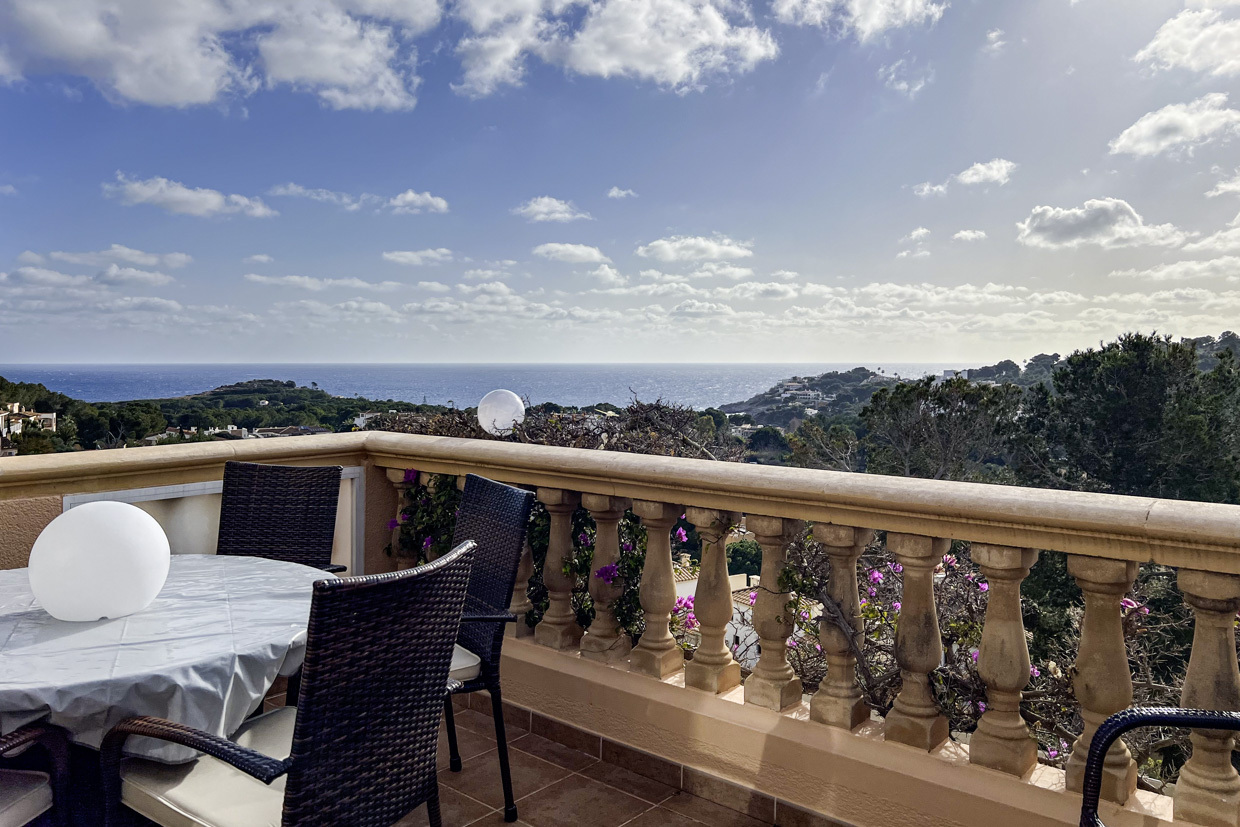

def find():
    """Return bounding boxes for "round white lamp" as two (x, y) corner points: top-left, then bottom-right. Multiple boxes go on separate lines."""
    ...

(28, 501), (171, 622)
(477, 389), (525, 436)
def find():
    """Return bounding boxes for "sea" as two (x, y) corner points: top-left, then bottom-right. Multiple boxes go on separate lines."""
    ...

(0, 363), (970, 410)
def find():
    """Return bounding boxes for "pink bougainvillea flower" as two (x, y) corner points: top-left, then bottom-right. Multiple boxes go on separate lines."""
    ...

(891, 602), (901, 612)
(979, 582), (989, 592)
(422, 536), (434, 551)
(403, 468), (418, 483)
(387, 518), (399, 531)
(674, 527), (688, 543)
(748, 591), (757, 606)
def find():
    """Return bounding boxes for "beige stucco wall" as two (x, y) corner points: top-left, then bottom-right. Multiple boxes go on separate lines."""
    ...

(0, 495), (61, 569)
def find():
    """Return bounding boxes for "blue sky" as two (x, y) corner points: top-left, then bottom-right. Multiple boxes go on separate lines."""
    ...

(1, 0), (1239, 364)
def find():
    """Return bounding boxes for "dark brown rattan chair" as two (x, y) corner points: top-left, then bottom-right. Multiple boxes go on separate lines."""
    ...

(1079, 707), (1240, 827)
(441, 474), (536, 823)
(217, 461), (346, 573)
(0, 725), (69, 827)
(101, 541), (477, 827)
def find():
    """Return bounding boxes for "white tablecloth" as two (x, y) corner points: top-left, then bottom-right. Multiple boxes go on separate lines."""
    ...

(0, 554), (326, 763)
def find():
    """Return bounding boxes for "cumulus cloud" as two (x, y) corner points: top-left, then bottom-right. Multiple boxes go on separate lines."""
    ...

(607, 186), (637, 198)
(714, 281), (799, 300)
(95, 264), (175, 286)
(245, 254), (274, 264)
(0, 1), (433, 110)
(452, 0), (779, 98)
(383, 248), (454, 265)
(244, 273), (403, 291)
(772, 0), (947, 42)
(669, 299), (736, 317)
(687, 262), (755, 279)
(49, 244), (192, 269)
(1109, 256), (1240, 280)
(270, 183), (448, 214)
(636, 234), (753, 261)
(956, 158), (1017, 186)
(588, 264), (628, 285)
(953, 230), (987, 241)
(983, 28), (1006, 55)
(389, 189), (450, 214)
(896, 249), (930, 259)
(1136, 6), (1240, 78)
(878, 58), (932, 98)
(533, 243), (611, 263)
(9, 266), (92, 287)
(901, 227), (931, 243)
(416, 281), (452, 292)
(1184, 224), (1240, 253)
(1108, 93), (1240, 157)
(914, 181), (947, 197)
(512, 196), (592, 222)
(1207, 169), (1240, 196)
(1016, 197), (1190, 249)
(464, 268), (510, 280)
(15, 251), (43, 265)
(103, 172), (276, 218)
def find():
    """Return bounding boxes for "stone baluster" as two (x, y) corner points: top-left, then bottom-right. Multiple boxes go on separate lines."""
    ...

(969, 544), (1039, 776)
(629, 501), (684, 679)
(1174, 569), (1240, 827)
(745, 516), (803, 710)
(884, 533), (949, 750)
(684, 508), (741, 694)
(534, 488), (583, 650)
(384, 468), (418, 568)
(581, 495), (633, 663)
(810, 524), (871, 729)
(507, 539), (535, 638)
(1065, 557), (1138, 803)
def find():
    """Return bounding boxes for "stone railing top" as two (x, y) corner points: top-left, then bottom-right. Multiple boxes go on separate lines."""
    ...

(4, 432), (1240, 572)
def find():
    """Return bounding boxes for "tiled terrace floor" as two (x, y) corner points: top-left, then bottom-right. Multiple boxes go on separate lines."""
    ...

(398, 706), (777, 827)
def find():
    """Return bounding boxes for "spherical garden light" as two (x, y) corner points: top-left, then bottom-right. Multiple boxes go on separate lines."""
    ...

(477, 389), (525, 436)
(28, 501), (171, 622)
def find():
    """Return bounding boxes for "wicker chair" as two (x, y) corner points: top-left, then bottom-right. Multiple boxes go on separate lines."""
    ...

(1079, 707), (1240, 827)
(0, 725), (69, 827)
(441, 474), (536, 824)
(217, 461), (346, 573)
(101, 541), (477, 827)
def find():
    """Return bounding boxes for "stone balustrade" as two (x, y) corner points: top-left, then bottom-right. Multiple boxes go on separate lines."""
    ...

(5, 432), (1240, 827)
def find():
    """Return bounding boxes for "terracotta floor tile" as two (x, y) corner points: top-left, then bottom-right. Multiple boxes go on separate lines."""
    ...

(454, 706), (530, 739)
(511, 733), (600, 771)
(620, 807), (707, 827)
(398, 785), (496, 827)
(440, 747), (571, 809)
(439, 721), (499, 770)
(515, 775), (651, 827)
(659, 792), (770, 827)
(582, 762), (677, 804)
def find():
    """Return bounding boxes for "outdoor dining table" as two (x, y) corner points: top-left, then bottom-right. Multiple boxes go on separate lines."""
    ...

(0, 553), (326, 765)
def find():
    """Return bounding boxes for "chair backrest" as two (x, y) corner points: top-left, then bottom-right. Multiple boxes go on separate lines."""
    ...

(451, 474), (536, 668)
(217, 461), (342, 569)
(282, 541), (476, 826)
(1079, 707), (1240, 827)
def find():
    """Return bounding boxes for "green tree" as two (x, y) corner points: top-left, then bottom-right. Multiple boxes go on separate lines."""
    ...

(725, 538), (761, 577)
(787, 417), (861, 471)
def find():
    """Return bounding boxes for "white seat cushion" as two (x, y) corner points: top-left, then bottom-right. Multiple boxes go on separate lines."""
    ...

(120, 707), (296, 827)
(0, 769), (52, 827)
(450, 644), (481, 682)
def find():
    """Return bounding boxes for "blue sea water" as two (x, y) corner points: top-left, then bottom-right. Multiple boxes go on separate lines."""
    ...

(0, 363), (968, 409)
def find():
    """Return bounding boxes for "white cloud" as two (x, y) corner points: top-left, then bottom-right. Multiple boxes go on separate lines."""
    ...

(772, 0), (947, 42)
(533, 243), (611, 263)
(1109, 256), (1240, 280)
(49, 244), (192, 269)
(1184, 224), (1240, 253)
(878, 58), (932, 98)
(95, 264), (174, 286)
(770, 269), (799, 280)
(896, 249), (930, 258)
(608, 186), (637, 199)
(687, 262), (755, 279)
(636, 234), (753, 261)
(464, 268), (509, 280)
(0, 184), (15, 195)
(1136, 7), (1240, 78)
(901, 227), (930, 243)
(245, 254), (274, 264)
(15, 251), (43, 265)
(953, 230), (987, 241)
(103, 172), (276, 218)
(914, 181), (947, 197)
(244, 273), (403, 291)
(416, 281), (452, 292)
(512, 196), (591, 222)
(0, 1), (434, 110)
(1016, 197), (1191, 249)
(1108, 93), (1240, 157)
(269, 183), (378, 211)
(956, 158), (1017, 186)
(669, 299), (736, 317)
(452, 0), (779, 98)
(983, 28), (1006, 55)
(588, 264), (628, 286)
(383, 248), (454, 265)
(1207, 170), (1240, 196)
(10, 266), (92, 287)
(714, 281), (799, 300)
(389, 189), (450, 214)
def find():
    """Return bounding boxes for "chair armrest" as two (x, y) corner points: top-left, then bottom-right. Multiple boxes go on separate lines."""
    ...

(0, 725), (56, 756)
(321, 564), (348, 574)
(446, 679), (463, 695)
(102, 717), (290, 784)
(462, 612), (517, 624)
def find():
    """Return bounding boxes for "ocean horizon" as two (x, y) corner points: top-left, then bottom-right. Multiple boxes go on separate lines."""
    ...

(0, 363), (975, 410)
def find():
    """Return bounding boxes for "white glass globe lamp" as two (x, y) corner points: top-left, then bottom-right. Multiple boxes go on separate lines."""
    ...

(28, 501), (171, 622)
(477, 389), (525, 436)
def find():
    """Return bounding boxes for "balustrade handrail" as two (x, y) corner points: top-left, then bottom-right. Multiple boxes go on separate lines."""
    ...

(4, 431), (1240, 572)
